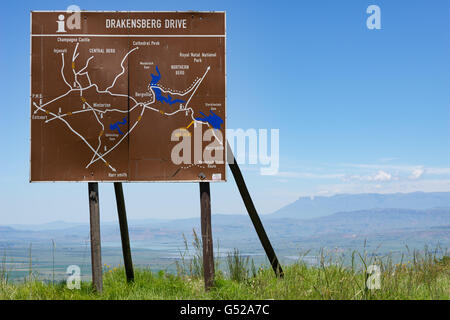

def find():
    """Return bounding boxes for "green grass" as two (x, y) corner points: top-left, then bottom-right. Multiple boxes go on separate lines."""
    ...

(0, 254), (448, 300)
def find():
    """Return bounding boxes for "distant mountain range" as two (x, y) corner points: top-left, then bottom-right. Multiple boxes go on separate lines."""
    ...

(1, 192), (449, 253)
(271, 192), (450, 219)
(2, 192), (449, 280)
(263, 208), (450, 239)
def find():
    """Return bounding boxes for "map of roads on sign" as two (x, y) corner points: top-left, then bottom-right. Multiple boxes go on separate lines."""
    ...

(30, 11), (226, 182)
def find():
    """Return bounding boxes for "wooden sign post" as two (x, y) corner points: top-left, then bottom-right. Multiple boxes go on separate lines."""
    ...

(196, 144), (284, 291)
(88, 182), (103, 292)
(86, 146), (285, 292)
(114, 182), (134, 283)
(199, 182), (215, 290)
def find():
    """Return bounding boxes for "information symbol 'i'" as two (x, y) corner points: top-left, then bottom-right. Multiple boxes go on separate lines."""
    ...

(57, 14), (66, 33)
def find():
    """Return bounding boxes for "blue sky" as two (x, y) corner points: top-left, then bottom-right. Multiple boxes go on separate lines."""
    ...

(0, 0), (449, 224)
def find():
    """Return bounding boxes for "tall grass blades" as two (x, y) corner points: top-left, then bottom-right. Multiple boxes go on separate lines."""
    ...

(226, 249), (250, 282)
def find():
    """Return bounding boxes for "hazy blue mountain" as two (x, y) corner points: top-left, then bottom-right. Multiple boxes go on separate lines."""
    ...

(271, 192), (450, 219)
(1, 208), (448, 247)
(9, 220), (86, 231)
(2, 192), (449, 252)
(262, 208), (450, 238)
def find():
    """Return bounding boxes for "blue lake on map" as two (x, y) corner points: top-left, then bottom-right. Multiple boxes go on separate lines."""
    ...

(150, 66), (186, 106)
(195, 110), (223, 129)
(109, 117), (127, 135)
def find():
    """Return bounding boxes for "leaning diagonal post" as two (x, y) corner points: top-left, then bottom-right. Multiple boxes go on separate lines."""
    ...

(226, 142), (284, 277)
(114, 182), (134, 282)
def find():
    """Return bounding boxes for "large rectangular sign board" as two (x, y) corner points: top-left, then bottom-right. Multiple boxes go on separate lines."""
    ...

(30, 11), (226, 182)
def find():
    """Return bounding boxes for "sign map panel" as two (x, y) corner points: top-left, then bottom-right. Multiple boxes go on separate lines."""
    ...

(30, 11), (226, 182)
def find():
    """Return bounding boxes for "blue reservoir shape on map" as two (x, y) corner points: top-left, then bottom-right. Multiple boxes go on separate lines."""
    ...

(110, 117), (127, 135)
(195, 110), (223, 130)
(153, 88), (186, 105)
(150, 66), (186, 106)
(150, 66), (161, 85)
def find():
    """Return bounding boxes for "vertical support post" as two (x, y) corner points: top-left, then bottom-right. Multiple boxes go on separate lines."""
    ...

(88, 182), (103, 293)
(199, 182), (215, 290)
(114, 182), (134, 283)
(227, 142), (284, 277)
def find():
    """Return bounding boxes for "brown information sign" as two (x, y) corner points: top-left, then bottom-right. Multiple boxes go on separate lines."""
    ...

(30, 11), (226, 182)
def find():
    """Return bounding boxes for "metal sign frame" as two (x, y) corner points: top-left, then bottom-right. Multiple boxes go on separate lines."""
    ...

(30, 11), (227, 183)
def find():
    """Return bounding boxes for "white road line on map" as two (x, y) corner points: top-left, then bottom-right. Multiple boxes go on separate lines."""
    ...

(92, 102), (143, 114)
(39, 90), (75, 110)
(45, 109), (90, 123)
(106, 47), (139, 92)
(73, 69), (83, 95)
(181, 66), (223, 144)
(45, 101), (144, 123)
(149, 65), (222, 144)
(72, 44), (85, 96)
(189, 108), (223, 146)
(37, 45), (143, 171)
(60, 53), (72, 90)
(85, 101), (107, 169)
(33, 102), (112, 168)
(72, 109), (89, 115)
(77, 56), (94, 74)
(150, 78), (200, 97)
(72, 42), (80, 62)
(143, 105), (159, 112)
(106, 91), (139, 105)
(87, 104), (146, 167)
(184, 66), (210, 110)
(85, 101), (104, 128)
(78, 71), (93, 86)
(88, 83), (139, 105)
(164, 109), (185, 116)
(38, 43), (223, 171)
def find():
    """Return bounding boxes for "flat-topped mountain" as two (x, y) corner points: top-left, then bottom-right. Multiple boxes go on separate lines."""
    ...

(271, 192), (450, 219)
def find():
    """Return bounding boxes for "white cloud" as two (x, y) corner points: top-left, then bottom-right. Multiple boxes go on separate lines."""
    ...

(345, 170), (393, 182)
(410, 168), (424, 179)
(276, 171), (345, 179)
(426, 167), (450, 175)
(271, 163), (450, 189)
(341, 163), (450, 176)
(373, 170), (392, 181)
(270, 162), (450, 202)
(340, 163), (419, 171)
(306, 179), (450, 198)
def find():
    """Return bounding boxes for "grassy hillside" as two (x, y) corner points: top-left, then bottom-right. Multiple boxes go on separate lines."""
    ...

(1, 253), (448, 300)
